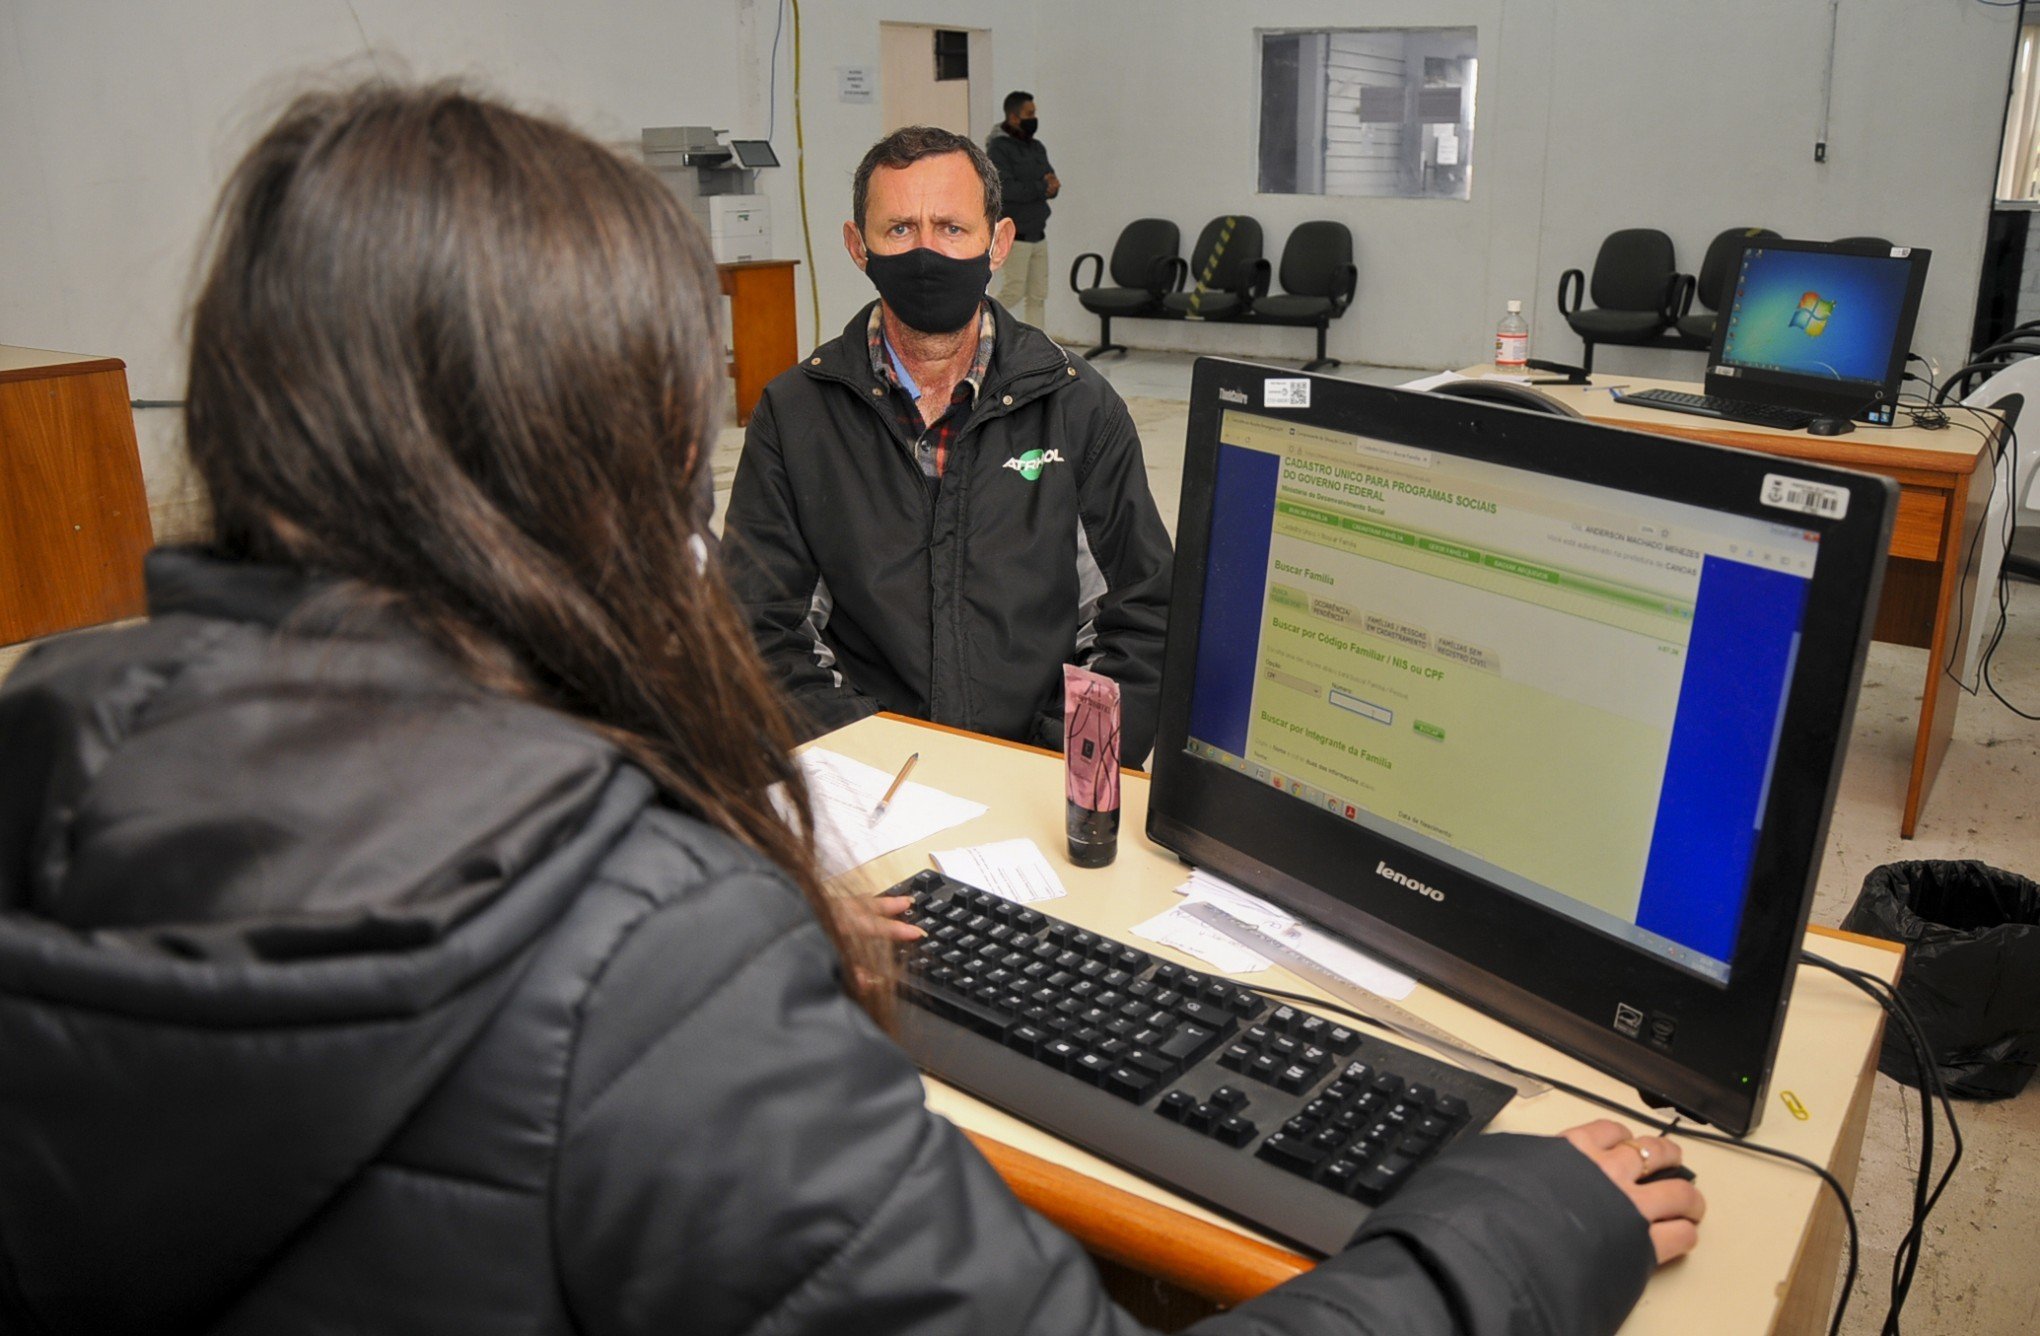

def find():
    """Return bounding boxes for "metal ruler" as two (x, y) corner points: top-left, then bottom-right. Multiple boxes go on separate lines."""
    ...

(1180, 900), (1549, 1098)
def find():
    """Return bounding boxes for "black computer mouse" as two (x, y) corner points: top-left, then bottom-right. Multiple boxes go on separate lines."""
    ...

(1806, 417), (1853, 436)
(1637, 1163), (1698, 1185)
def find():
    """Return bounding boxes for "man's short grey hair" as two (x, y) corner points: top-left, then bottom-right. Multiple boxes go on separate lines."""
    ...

(851, 125), (1002, 232)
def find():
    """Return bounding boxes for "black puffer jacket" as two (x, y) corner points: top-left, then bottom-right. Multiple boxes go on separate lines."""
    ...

(986, 125), (1055, 241)
(0, 551), (1654, 1335)
(724, 300), (1172, 759)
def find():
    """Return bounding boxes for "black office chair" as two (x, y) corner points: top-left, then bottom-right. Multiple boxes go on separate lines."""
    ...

(1674, 226), (1778, 348)
(1971, 336), (2040, 365)
(1937, 363), (2040, 585)
(1160, 216), (1265, 321)
(1248, 221), (1358, 372)
(1939, 361), (2012, 403)
(1833, 235), (1894, 253)
(1428, 379), (1584, 417)
(1557, 228), (1683, 375)
(1070, 218), (1181, 359)
(1992, 395), (2040, 584)
(1937, 341), (2040, 403)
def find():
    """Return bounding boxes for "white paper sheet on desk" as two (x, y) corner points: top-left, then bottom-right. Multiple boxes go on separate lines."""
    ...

(1176, 870), (1417, 1001)
(932, 838), (1067, 903)
(793, 748), (986, 879)
(1130, 905), (1272, 975)
(1396, 370), (1468, 393)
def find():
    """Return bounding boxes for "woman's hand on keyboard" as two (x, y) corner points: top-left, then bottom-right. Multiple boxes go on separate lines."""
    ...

(841, 892), (926, 943)
(1564, 1119), (1706, 1265)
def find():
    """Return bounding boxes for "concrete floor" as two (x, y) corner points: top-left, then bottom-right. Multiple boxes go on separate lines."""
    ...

(9, 352), (2037, 1333)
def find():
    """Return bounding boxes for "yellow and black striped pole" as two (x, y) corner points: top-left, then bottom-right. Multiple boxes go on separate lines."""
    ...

(1185, 216), (1238, 320)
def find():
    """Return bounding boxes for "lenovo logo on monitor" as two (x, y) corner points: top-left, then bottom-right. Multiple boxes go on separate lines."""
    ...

(1376, 861), (1446, 902)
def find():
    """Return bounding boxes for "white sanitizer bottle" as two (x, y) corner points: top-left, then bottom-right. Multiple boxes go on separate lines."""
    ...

(1495, 300), (1529, 371)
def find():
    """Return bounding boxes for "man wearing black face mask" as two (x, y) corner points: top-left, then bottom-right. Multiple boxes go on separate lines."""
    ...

(724, 125), (1172, 763)
(987, 90), (1055, 330)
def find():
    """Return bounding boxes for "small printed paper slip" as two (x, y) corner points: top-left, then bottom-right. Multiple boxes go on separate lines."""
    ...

(1131, 905), (1272, 975)
(1176, 870), (1416, 1001)
(794, 748), (986, 879)
(932, 838), (1068, 904)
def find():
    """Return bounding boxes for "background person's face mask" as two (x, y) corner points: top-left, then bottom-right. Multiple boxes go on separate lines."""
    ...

(864, 246), (992, 334)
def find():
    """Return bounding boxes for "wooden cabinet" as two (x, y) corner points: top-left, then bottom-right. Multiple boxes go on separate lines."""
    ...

(718, 260), (800, 425)
(1, 347), (154, 645)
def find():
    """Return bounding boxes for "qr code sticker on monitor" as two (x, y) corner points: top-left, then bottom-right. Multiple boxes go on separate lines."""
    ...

(1264, 379), (1311, 409)
(1761, 473), (1849, 519)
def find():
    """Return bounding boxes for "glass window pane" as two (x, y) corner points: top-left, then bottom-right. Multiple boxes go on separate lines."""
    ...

(1259, 27), (1477, 201)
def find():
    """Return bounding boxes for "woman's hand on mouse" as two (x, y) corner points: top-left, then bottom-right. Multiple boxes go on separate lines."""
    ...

(1563, 1119), (1706, 1265)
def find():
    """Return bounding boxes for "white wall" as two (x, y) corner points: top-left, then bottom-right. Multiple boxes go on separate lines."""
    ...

(1035, 0), (2018, 376)
(745, 0), (1033, 349)
(879, 22), (972, 136)
(0, 0), (1037, 389)
(0, 0), (751, 399)
(1534, 0), (2013, 379)
(0, 0), (2015, 397)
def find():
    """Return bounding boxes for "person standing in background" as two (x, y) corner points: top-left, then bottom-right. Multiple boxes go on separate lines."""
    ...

(987, 90), (1056, 330)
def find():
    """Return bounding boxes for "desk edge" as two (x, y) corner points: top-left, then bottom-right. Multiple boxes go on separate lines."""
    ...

(872, 711), (1151, 777)
(0, 356), (127, 386)
(961, 1129), (1310, 1304)
(1805, 923), (1902, 954)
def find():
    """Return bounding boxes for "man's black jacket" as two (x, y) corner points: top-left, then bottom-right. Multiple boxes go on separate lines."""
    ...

(0, 550), (1657, 1335)
(724, 300), (1173, 758)
(986, 125), (1055, 241)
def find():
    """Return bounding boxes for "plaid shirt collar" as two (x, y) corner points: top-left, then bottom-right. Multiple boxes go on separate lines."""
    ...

(866, 303), (997, 407)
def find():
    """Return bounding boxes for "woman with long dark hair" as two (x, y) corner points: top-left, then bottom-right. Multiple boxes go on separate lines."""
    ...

(0, 83), (1696, 1334)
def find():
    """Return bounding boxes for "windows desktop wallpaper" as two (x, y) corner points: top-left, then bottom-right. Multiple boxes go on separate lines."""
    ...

(1716, 247), (1913, 385)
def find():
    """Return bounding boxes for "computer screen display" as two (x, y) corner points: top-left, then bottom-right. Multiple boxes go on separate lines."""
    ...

(1149, 360), (1894, 1133)
(1706, 238), (1929, 423)
(728, 139), (779, 168)
(1185, 412), (1817, 982)
(1717, 245), (1913, 387)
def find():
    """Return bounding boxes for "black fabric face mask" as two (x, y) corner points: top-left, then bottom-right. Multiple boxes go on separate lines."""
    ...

(1018, 116), (1039, 137)
(863, 246), (991, 334)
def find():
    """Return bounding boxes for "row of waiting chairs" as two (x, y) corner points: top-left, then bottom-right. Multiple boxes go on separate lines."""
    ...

(1069, 217), (1358, 371)
(1558, 227), (1891, 374)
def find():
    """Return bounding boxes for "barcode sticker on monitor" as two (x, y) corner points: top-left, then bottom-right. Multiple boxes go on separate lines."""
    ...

(1264, 378), (1311, 409)
(1761, 473), (1849, 520)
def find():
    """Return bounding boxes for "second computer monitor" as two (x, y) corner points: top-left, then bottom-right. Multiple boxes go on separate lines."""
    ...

(1707, 236), (1930, 426)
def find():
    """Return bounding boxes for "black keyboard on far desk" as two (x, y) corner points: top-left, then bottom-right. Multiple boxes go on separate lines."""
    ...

(889, 870), (1516, 1256)
(1615, 387), (1823, 432)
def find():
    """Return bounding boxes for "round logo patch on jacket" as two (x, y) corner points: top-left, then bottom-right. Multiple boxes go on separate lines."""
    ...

(1003, 448), (1066, 481)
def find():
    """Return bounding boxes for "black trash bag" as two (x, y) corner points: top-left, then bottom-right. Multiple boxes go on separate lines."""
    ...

(1841, 860), (2040, 1099)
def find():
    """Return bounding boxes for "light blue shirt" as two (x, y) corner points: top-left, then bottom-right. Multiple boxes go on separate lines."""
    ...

(884, 339), (921, 400)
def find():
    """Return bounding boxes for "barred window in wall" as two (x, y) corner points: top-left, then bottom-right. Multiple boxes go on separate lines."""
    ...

(1258, 28), (1478, 201)
(1997, 22), (2040, 201)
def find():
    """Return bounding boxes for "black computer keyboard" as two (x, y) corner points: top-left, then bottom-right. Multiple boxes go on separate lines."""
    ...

(890, 870), (1517, 1255)
(1616, 387), (1822, 431)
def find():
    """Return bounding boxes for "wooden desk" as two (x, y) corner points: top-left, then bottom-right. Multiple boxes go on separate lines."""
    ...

(0, 346), (153, 646)
(718, 260), (799, 426)
(822, 712), (1901, 1334)
(1468, 372), (1991, 839)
